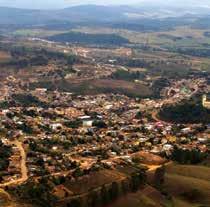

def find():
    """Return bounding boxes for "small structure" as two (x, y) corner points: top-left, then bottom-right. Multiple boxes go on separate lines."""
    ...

(202, 94), (210, 109)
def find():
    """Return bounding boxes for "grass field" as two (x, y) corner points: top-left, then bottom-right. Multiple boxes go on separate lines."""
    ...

(11, 25), (210, 50)
(64, 169), (126, 195)
(71, 26), (210, 47)
(165, 163), (210, 181)
(109, 185), (165, 207)
(13, 29), (68, 37)
(171, 197), (200, 207)
(164, 164), (210, 206)
(29, 78), (153, 98)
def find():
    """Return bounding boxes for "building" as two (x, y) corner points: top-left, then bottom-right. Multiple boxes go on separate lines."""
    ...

(202, 94), (210, 109)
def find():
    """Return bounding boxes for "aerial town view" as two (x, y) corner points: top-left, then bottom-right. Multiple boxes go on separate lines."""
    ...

(0, 0), (209, 207)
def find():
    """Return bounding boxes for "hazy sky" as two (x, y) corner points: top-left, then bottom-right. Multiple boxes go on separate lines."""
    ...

(0, 0), (143, 9)
(0, 0), (210, 9)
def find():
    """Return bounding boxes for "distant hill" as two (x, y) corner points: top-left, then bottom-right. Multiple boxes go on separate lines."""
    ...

(0, 5), (133, 26)
(57, 5), (130, 22)
(47, 32), (129, 45)
(0, 5), (209, 31)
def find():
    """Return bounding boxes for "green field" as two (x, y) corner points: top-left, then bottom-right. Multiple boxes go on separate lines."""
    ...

(13, 29), (67, 37)
(71, 26), (210, 47)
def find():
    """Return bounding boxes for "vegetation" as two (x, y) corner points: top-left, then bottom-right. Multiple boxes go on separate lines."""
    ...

(11, 94), (47, 107)
(0, 140), (12, 172)
(12, 179), (57, 207)
(159, 97), (210, 123)
(111, 69), (146, 81)
(29, 79), (152, 98)
(48, 32), (129, 45)
(164, 164), (210, 206)
(171, 146), (207, 164)
(0, 45), (78, 68)
(115, 57), (150, 68)
(165, 164), (210, 181)
(170, 47), (210, 58)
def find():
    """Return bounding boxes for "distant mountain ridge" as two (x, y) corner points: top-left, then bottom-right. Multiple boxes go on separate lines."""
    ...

(0, 4), (209, 28)
(0, 5), (135, 25)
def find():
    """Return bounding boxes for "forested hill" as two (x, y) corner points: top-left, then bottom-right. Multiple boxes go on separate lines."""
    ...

(47, 32), (130, 46)
(159, 97), (210, 124)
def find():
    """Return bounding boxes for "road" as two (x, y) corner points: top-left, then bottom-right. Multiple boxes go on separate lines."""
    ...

(145, 161), (173, 172)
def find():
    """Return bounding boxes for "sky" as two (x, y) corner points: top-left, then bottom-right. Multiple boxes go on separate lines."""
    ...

(0, 0), (210, 9)
(0, 0), (144, 9)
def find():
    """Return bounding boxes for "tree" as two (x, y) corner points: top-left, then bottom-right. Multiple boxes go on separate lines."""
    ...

(67, 55), (77, 65)
(100, 185), (110, 205)
(154, 166), (165, 189)
(130, 171), (146, 192)
(121, 179), (130, 194)
(87, 191), (100, 207)
(93, 120), (107, 128)
(171, 146), (207, 164)
(130, 173), (140, 192)
(109, 182), (119, 200)
(68, 199), (81, 207)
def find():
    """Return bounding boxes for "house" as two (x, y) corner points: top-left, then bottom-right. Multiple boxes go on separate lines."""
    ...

(35, 88), (47, 94)
(202, 94), (210, 109)
(82, 120), (93, 127)
(197, 138), (208, 144)
(181, 127), (191, 133)
(50, 123), (62, 131)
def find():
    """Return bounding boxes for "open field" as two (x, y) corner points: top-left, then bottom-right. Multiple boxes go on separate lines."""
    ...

(108, 185), (166, 207)
(64, 169), (126, 195)
(29, 79), (153, 97)
(14, 25), (210, 46)
(13, 29), (68, 37)
(165, 163), (210, 181)
(71, 26), (210, 47)
(164, 164), (210, 206)
(171, 197), (200, 207)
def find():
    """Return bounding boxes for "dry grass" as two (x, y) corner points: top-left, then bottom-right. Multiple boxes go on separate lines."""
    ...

(132, 152), (167, 165)
(172, 197), (199, 207)
(108, 185), (165, 207)
(64, 169), (126, 195)
(89, 79), (152, 97)
(164, 173), (210, 205)
(165, 164), (210, 181)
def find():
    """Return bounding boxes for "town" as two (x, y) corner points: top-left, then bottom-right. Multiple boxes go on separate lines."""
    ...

(0, 4), (210, 206)
(0, 40), (209, 206)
